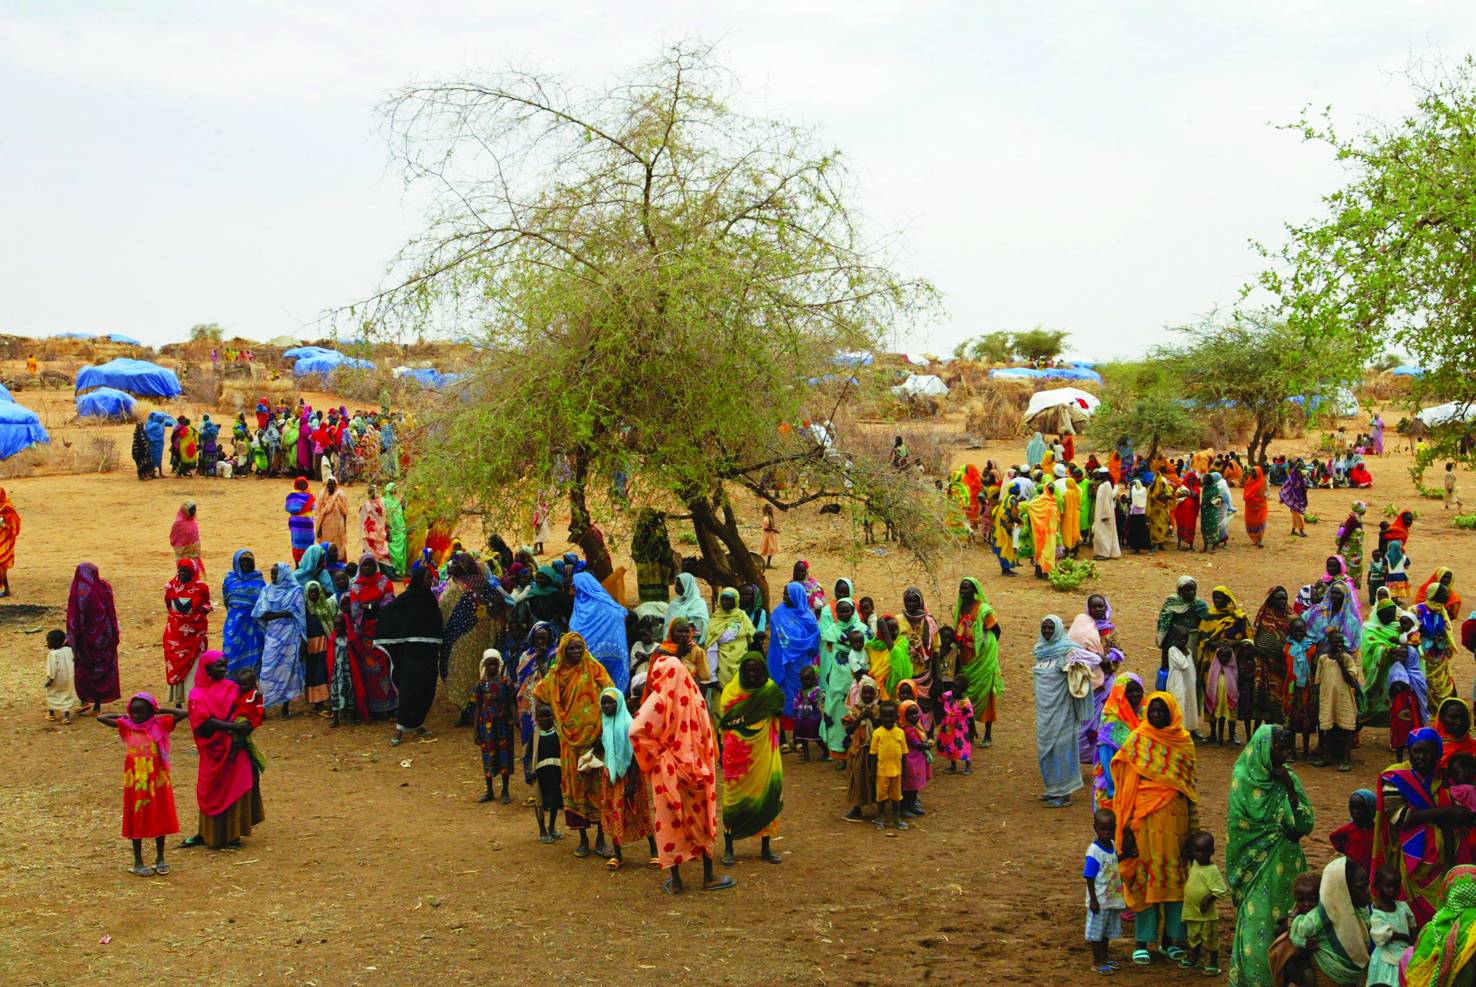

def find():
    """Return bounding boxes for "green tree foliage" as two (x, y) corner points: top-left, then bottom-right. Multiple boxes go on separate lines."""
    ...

(1011, 327), (1070, 362)
(1257, 58), (1476, 439)
(189, 323), (224, 343)
(358, 44), (942, 599)
(1089, 362), (1199, 461)
(1155, 311), (1360, 465)
(953, 331), (1014, 363)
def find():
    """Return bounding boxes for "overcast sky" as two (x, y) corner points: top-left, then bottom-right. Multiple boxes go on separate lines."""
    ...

(2, 2), (1471, 358)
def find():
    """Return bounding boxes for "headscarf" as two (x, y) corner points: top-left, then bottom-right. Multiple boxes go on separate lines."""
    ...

(1279, 465), (1308, 513)
(1025, 431), (1046, 467)
(533, 632), (612, 749)
(1156, 575), (1209, 646)
(169, 501), (199, 549)
(117, 692), (174, 769)
(1436, 698), (1476, 767)
(569, 571), (629, 693)
(1417, 567), (1462, 615)
(1406, 864), (1476, 987)
(252, 562), (307, 638)
(599, 685), (635, 783)
(1254, 585), (1293, 638)
(705, 586), (757, 686)
(767, 581), (820, 715)
(664, 572), (709, 640)
(187, 650), (252, 817)
(717, 654), (785, 839)
(1305, 584), (1363, 652)
(66, 561), (119, 672)
(1315, 856), (1371, 969)
(1110, 691), (1199, 851)
(1226, 724), (1311, 903)
(292, 542), (332, 593)
(304, 580), (338, 628)
(1097, 672), (1144, 749)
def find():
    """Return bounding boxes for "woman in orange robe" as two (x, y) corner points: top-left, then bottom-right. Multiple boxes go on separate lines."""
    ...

(0, 487), (21, 596)
(1242, 466), (1268, 547)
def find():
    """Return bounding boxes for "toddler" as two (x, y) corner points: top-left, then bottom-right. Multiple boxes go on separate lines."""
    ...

(898, 700), (933, 818)
(530, 703), (564, 843)
(1083, 808), (1125, 975)
(843, 678), (880, 821)
(1388, 680), (1421, 761)
(1180, 830), (1228, 975)
(474, 651), (516, 804)
(936, 677), (974, 774)
(869, 700), (906, 830)
(1366, 548), (1386, 605)
(232, 668), (267, 774)
(792, 666), (822, 761)
(1204, 643), (1239, 746)
(932, 625), (959, 725)
(98, 693), (189, 876)
(1447, 752), (1476, 812)
(1327, 789), (1375, 887)
(43, 628), (78, 723)
(1366, 864), (1415, 987)
(1235, 639), (1258, 736)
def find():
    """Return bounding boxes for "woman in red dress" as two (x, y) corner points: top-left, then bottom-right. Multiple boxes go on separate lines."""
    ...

(163, 558), (212, 705)
(1174, 473), (1201, 550)
(99, 692), (188, 875)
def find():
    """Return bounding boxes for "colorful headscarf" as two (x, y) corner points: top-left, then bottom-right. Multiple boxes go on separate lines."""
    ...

(599, 685), (634, 783)
(1406, 864), (1476, 987)
(118, 691), (174, 768)
(717, 654), (785, 839)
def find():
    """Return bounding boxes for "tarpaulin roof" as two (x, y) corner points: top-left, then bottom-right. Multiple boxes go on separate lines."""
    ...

(76, 387), (136, 419)
(0, 401), (49, 459)
(831, 351), (874, 368)
(392, 367), (464, 390)
(891, 374), (949, 398)
(51, 331), (94, 340)
(282, 346), (340, 361)
(104, 333), (143, 346)
(988, 366), (1104, 384)
(1417, 401), (1476, 427)
(293, 352), (375, 377)
(75, 358), (182, 397)
(1390, 365), (1425, 377)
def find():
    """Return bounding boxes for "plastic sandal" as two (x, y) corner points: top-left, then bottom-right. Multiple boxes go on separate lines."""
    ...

(1132, 949), (1152, 965)
(1092, 966), (1115, 976)
(1163, 946), (1187, 961)
(152, 862), (170, 875)
(606, 857), (623, 871)
(1202, 966), (1221, 977)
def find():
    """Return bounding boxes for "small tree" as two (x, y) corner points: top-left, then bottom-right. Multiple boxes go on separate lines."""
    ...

(1089, 364), (1199, 461)
(1011, 327), (1070, 363)
(354, 44), (944, 602)
(1157, 310), (1359, 465)
(953, 331), (1014, 363)
(189, 323), (224, 344)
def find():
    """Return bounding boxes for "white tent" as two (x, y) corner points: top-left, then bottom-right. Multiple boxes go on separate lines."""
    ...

(1023, 387), (1100, 434)
(891, 374), (949, 399)
(1417, 402), (1476, 427)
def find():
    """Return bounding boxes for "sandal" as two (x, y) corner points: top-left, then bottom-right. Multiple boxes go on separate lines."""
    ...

(1202, 966), (1221, 977)
(153, 862), (170, 875)
(130, 864), (154, 877)
(1132, 949), (1152, 965)
(647, 857), (662, 870)
(1093, 966), (1115, 976)
(606, 858), (624, 871)
(573, 846), (590, 858)
(703, 875), (737, 892)
(1163, 946), (1187, 961)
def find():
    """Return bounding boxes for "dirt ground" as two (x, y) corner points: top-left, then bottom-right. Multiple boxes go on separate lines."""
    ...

(2, 384), (1470, 986)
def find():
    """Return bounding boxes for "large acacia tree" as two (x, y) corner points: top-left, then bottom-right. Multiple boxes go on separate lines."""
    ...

(357, 45), (942, 599)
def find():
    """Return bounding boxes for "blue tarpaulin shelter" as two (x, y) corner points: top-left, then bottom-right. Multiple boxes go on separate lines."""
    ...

(52, 331), (94, 340)
(293, 352), (375, 378)
(395, 368), (463, 390)
(282, 346), (339, 361)
(75, 359), (182, 398)
(104, 333), (143, 346)
(0, 401), (49, 459)
(1390, 365), (1425, 378)
(76, 387), (136, 419)
(831, 351), (875, 368)
(0, 382), (14, 403)
(988, 366), (1104, 384)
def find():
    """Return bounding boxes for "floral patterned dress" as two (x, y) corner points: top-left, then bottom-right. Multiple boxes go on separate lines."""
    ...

(119, 718), (180, 839)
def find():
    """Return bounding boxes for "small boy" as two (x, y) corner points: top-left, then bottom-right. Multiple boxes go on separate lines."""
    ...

(793, 666), (822, 762)
(628, 621), (657, 695)
(530, 703), (564, 843)
(932, 625), (959, 729)
(869, 701), (907, 831)
(1445, 462), (1462, 510)
(1084, 808), (1125, 975)
(1388, 680), (1421, 762)
(858, 597), (878, 636)
(1366, 548), (1387, 606)
(43, 629), (78, 723)
(1447, 752), (1476, 812)
(1180, 830), (1228, 975)
(474, 651), (516, 804)
(1234, 639), (1258, 736)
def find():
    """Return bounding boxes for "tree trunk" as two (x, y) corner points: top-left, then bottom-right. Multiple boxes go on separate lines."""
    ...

(1148, 434), (1160, 463)
(685, 488), (771, 608)
(564, 447), (613, 582)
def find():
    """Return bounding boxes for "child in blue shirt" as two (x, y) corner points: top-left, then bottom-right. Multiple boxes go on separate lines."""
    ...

(1084, 808), (1126, 974)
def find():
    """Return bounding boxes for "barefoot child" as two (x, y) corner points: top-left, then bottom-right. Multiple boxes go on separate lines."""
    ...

(792, 665), (822, 762)
(597, 687), (657, 870)
(474, 651), (515, 804)
(1204, 643), (1239, 746)
(1180, 830), (1229, 975)
(870, 700), (907, 831)
(936, 677), (974, 775)
(1084, 808), (1125, 975)
(44, 629), (78, 723)
(98, 693), (188, 876)
(843, 677), (879, 821)
(1328, 789), (1376, 879)
(1366, 864), (1415, 987)
(1388, 680), (1420, 762)
(530, 703), (563, 843)
(898, 700), (932, 818)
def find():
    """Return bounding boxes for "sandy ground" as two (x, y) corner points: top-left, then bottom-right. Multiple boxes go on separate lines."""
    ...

(2, 384), (1471, 985)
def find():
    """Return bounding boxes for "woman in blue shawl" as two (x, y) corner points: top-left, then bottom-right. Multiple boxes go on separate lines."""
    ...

(253, 562), (306, 715)
(767, 581), (820, 719)
(1025, 431), (1047, 468)
(570, 571), (629, 693)
(144, 411), (172, 473)
(515, 621), (557, 778)
(293, 543), (334, 596)
(199, 415), (221, 476)
(1305, 582), (1362, 654)
(221, 549), (266, 675)
(1033, 614), (1096, 807)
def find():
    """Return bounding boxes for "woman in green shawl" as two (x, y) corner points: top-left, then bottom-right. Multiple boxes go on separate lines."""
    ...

(382, 482), (407, 577)
(664, 572), (710, 642)
(718, 654), (784, 866)
(1360, 598), (1404, 725)
(1404, 864), (1476, 987)
(706, 587), (756, 689)
(1226, 724), (1316, 987)
(954, 577), (1002, 745)
(819, 598), (866, 757)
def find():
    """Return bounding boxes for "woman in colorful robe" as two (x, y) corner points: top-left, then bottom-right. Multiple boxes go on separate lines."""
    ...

(532, 632), (613, 853)
(169, 501), (201, 564)
(718, 654), (784, 865)
(1374, 728), (1471, 924)
(1111, 692), (1198, 964)
(163, 558), (212, 706)
(439, 554), (507, 718)
(955, 577), (1002, 743)
(252, 562), (305, 716)
(1226, 725), (1314, 987)
(1174, 474), (1200, 549)
(359, 485), (391, 570)
(1242, 465), (1268, 547)
(382, 482), (408, 576)
(183, 652), (264, 849)
(346, 554), (398, 717)
(68, 562), (120, 712)
(221, 550), (266, 676)
(0, 487), (19, 597)
(1093, 673), (1143, 810)
(314, 476), (350, 561)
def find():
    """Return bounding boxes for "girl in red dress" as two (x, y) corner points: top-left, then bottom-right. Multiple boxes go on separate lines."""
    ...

(98, 692), (188, 876)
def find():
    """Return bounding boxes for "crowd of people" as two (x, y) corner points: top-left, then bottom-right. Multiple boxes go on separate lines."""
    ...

(30, 405), (1476, 982)
(130, 399), (405, 484)
(947, 430), (1384, 578)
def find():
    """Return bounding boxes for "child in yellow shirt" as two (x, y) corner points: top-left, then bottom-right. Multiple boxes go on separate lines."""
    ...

(869, 701), (907, 831)
(1180, 830), (1230, 975)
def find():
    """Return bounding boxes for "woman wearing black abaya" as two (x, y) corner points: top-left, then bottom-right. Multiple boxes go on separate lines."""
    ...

(379, 565), (445, 746)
